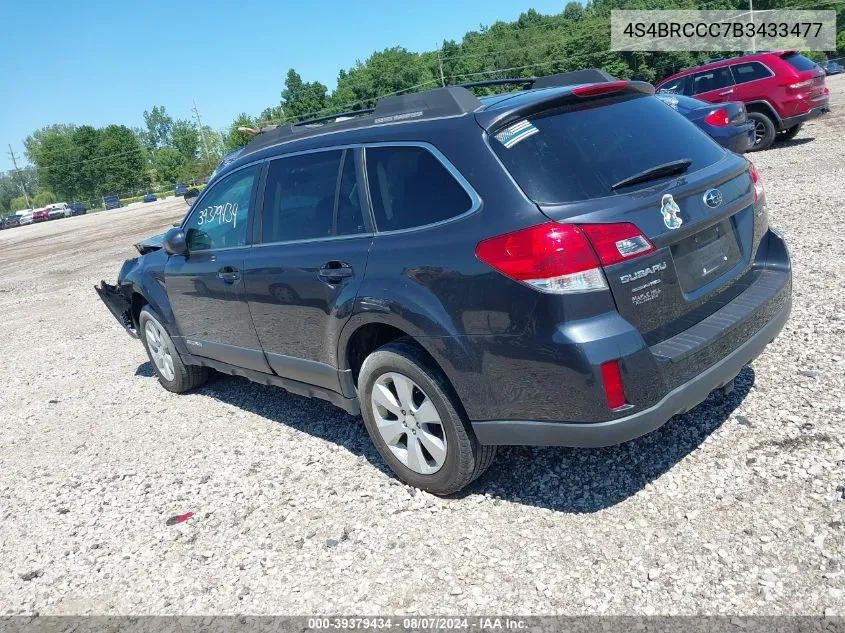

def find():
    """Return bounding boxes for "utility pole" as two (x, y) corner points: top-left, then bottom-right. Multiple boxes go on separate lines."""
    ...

(749, 0), (756, 54)
(192, 100), (210, 162)
(8, 144), (32, 209)
(437, 45), (446, 87)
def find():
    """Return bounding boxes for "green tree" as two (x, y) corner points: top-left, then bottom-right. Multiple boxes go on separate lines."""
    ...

(33, 191), (57, 206)
(24, 124), (81, 200)
(142, 105), (173, 150)
(154, 148), (184, 186)
(223, 113), (257, 152)
(97, 125), (146, 196)
(171, 119), (199, 160)
(10, 196), (29, 211)
(281, 69), (329, 121)
(71, 125), (101, 200)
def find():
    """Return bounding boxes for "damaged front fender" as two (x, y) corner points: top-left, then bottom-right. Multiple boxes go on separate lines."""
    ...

(95, 280), (138, 338)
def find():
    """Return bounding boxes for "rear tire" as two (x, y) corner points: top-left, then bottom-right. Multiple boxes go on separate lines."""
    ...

(747, 112), (776, 151)
(776, 123), (802, 142)
(358, 341), (496, 495)
(139, 306), (209, 393)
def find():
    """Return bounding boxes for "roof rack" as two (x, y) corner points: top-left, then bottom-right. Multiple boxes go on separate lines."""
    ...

(456, 69), (618, 91)
(238, 70), (618, 157)
(240, 86), (483, 156)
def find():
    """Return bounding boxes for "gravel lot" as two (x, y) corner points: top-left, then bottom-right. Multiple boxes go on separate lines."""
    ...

(1, 76), (844, 616)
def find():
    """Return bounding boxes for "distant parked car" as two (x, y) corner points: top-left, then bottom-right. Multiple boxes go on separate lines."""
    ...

(174, 184), (188, 197)
(819, 60), (844, 76)
(143, 193), (157, 203)
(47, 203), (71, 220)
(104, 196), (121, 210)
(656, 94), (754, 153)
(32, 208), (50, 222)
(656, 51), (830, 151)
(18, 210), (34, 225)
(2, 215), (20, 229)
(68, 202), (87, 216)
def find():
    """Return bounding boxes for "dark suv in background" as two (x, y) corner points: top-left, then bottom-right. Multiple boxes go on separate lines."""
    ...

(98, 71), (792, 494)
(656, 51), (829, 150)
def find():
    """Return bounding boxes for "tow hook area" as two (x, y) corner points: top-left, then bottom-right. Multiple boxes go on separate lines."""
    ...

(94, 281), (138, 338)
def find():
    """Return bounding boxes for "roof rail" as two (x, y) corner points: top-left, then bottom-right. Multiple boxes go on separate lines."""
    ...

(373, 86), (482, 122)
(296, 107), (375, 126)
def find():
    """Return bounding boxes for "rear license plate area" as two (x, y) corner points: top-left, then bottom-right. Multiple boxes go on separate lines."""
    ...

(671, 218), (742, 292)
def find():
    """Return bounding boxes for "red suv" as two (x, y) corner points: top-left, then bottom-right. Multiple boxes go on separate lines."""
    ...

(656, 51), (829, 151)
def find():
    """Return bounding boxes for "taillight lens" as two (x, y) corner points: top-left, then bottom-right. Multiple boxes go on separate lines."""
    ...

(750, 163), (764, 202)
(579, 223), (656, 267)
(704, 108), (731, 127)
(572, 81), (629, 97)
(475, 222), (607, 294)
(788, 78), (813, 90)
(601, 360), (626, 409)
(476, 221), (657, 293)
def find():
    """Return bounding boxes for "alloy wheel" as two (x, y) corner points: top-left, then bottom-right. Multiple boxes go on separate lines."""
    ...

(370, 372), (447, 475)
(144, 320), (175, 381)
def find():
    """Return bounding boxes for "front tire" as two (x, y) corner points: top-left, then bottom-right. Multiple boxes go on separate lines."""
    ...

(747, 112), (776, 151)
(358, 341), (496, 495)
(139, 306), (209, 393)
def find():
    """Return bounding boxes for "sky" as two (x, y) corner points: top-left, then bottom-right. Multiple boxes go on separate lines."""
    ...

(0, 0), (568, 172)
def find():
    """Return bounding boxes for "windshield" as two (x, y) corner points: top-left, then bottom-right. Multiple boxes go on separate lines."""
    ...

(489, 94), (725, 204)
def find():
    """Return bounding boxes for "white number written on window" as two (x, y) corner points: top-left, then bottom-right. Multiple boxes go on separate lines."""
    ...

(196, 202), (239, 228)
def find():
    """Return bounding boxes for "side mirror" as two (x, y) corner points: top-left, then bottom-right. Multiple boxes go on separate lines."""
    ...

(184, 188), (200, 207)
(162, 227), (187, 256)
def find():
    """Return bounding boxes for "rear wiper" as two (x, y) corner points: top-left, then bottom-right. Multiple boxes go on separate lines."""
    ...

(611, 159), (693, 191)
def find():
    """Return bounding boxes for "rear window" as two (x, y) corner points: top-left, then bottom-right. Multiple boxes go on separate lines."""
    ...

(781, 53), (818, 72)
(365, 145), (473, 231)
(489, 95), (725, 204)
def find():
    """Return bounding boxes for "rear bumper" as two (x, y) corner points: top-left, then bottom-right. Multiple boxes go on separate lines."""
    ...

(781, 102), (829, 130)
(472, 294), (789, 447)
(468, 228), (792, 447)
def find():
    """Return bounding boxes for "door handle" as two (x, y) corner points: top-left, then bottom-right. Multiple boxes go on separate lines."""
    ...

(217, 266), (241, 283)
(718, 89), (734, 96)
(318, 262), (353, 283)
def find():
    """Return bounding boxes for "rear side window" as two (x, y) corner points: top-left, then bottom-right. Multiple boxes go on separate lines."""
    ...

(691, 67), (734, 94)
(657, 76), (689, 95)
(489, 95), (725, 204)
(730, 61), (773, 83)
(365, 145), (472, 231)
(261, 150), (366, 243)
(781, 52), (818, 72)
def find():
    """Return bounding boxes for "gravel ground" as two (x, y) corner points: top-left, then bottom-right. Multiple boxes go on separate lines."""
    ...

(1, 76), (844, 616)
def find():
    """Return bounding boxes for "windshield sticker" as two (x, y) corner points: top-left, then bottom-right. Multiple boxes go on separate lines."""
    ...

(495, 120), (539, 148)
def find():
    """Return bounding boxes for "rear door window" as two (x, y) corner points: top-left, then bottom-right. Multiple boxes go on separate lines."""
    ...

(365, 145), (474, 232)
(781, 53), (819, 72)
(261, 149), (367, 243)
(691, 67), (734, 95)
(730, 61), (773, 83)
(489, 94), (725, 204)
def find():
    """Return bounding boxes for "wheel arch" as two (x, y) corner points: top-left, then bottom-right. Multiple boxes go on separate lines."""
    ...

(744, 100), (782, 126)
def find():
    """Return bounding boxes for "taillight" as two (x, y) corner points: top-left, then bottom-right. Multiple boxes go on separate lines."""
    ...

(475, 222), (607, 294)
(572, 81), (629, 97)
(600, 360), (626, 409)
(750, 163), (764, 202)
(788, 78), (813, 90)
(579, 223), (655, 267)
(704, 108), (731, 127)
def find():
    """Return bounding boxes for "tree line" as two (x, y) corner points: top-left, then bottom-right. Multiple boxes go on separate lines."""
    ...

(3, 0), (843, 213)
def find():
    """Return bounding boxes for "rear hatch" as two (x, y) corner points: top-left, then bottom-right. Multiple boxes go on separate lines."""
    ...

(781, 52), (827, 102)
(480, 87), (763, 344)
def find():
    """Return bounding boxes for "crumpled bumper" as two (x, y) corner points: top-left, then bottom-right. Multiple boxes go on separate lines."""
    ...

(95, 281), (137, 338)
